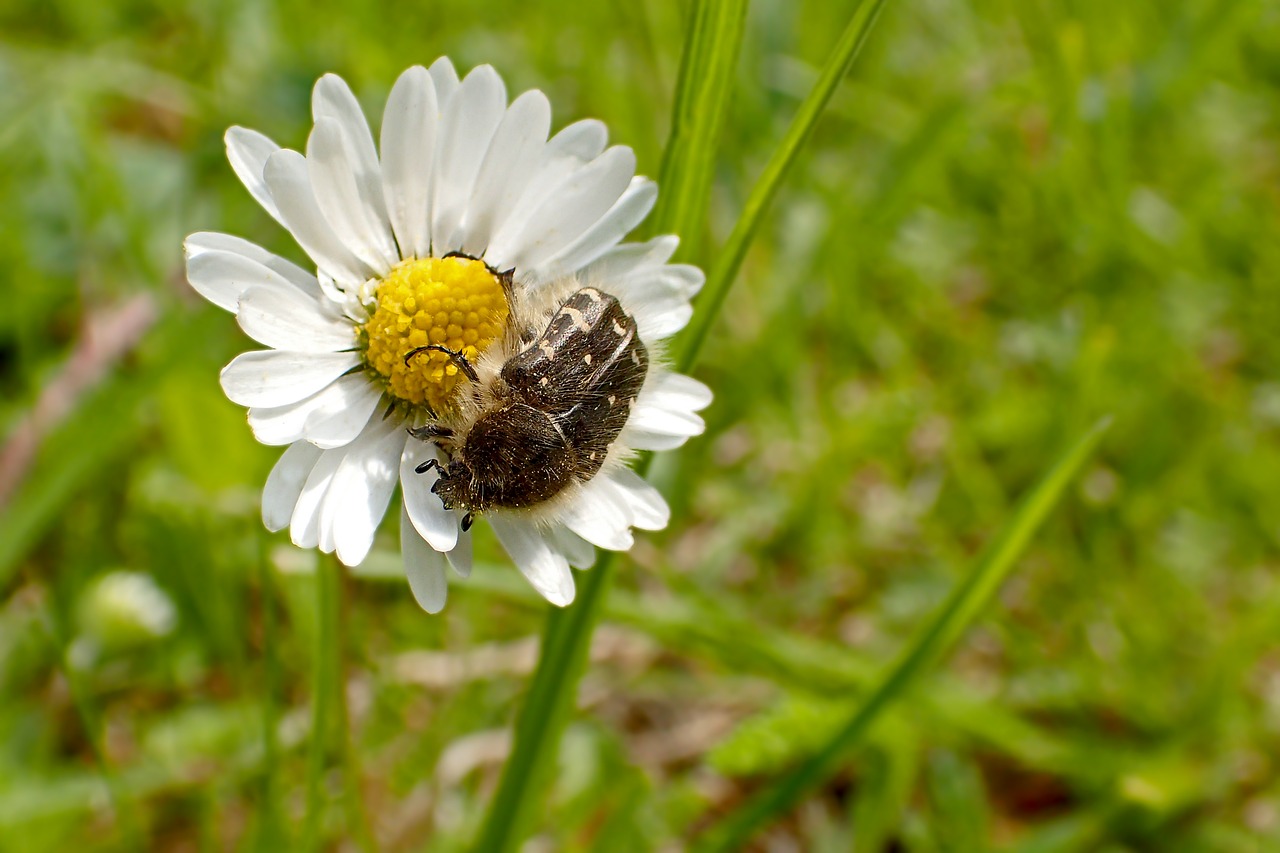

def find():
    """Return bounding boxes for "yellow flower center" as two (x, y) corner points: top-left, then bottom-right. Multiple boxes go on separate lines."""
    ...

(362, 256), (509, 412)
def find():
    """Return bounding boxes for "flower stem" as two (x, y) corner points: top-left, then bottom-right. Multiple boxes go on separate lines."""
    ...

(335, 564), (380, 853)
(253, 538), (285, 850)
(301, 555), (340, 852)
(473, 553), (622, 852)
(299, 556), (379, 851)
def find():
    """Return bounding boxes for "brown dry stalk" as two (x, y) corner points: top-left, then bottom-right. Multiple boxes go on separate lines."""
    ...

(0, 292), (157, 507)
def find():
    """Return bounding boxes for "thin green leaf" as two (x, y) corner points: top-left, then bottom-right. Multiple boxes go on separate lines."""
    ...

(651, 0), (748, 250)
(252, 539), (287, 852)
(674, 0), (893, 371)
(694, 417), (1113, 850)
(301, 557), (340, 852)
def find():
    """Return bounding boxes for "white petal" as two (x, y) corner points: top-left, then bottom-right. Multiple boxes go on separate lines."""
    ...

(430, 65), (507, 255)
(587, 239), (704, 341)
(185, 233), (322, 302)
(560, 476), (634, 551)
(446, 529), (473, 578)
(483, 121), (607, 271)
(249, 399), (319, 447)
(498, 146), (637, 274)
(303, 379), (386, 450)
(428, 57), (461, 109)
(620, 424), (694, 452)
(546, 119), (608, 160)
(588, 235), (680, 277)
(236, 284), (356, 352)
(306, 118), (398, 273)
(622, 267), (705, 339)
(622, 372), (710, 450)
(538, 177), (657, 276)
(402, 506), (448, 613)
(291, 445), (345, 549)
(247, 373), (381, 448)
(263, 149), (375, 287)
(401, 440), (459, 552)
(312, 74), (383, 180)
(546, 524), (596, 569)
(381, 66), (438, 260)
(635, 297), (693, 340)
(645, 370), (714, 411)
(623, 262), (705, 299)
(322, 420), (405, 567)
(186, 250), (304, 315)
(262, 441), (323, 532)
(459, 89), (552, 258)
(604, 468), (670, 531)
(312, 76), (392, 245)
(623, 406), (705, 448)
(225, 127), (284, 224)
(219, 350), (359, 407)
(489, 515), (575, 606)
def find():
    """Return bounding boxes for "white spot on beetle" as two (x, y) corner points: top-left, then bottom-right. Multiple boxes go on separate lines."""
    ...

(561, 305), (591, 332)
(540, 376), (549, 387)
(539, 340), (556, 359)
(608, 394), (616, 405)
(583, 353), (592, 365)
(612, 319), (626, 336)
(581, 288), (603, 302)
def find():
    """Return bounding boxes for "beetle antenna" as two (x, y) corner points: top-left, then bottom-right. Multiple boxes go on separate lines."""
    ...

(404, 345), (480, 383)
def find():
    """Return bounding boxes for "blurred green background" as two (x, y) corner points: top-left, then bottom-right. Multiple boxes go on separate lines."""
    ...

(2, 0), (1279, 849)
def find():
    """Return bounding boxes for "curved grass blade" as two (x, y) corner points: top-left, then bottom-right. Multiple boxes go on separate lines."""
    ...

(675, 0), (892, 372)
(651, 0), (748, 258)
(694, 417), (1113, 850)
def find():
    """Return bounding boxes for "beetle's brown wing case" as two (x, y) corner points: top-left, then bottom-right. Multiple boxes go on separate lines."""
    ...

(501, 287), (648, 477)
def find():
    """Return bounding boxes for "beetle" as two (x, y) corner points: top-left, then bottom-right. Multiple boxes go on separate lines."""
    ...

(406, 286), (648, 531)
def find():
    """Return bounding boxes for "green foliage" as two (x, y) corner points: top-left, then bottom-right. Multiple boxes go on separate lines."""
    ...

(1, 0), (1279, 849)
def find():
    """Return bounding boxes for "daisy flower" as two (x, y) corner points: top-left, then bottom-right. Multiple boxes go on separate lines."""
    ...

(186, 59), (711, 612)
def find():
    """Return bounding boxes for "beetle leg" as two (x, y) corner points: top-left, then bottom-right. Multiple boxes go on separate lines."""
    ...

(408, 424), (453, 441)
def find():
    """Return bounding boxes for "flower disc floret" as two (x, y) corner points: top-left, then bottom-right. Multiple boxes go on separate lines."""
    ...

(362, 256), (509, 411)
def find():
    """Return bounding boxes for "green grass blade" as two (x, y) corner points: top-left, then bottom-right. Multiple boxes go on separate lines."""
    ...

(473, 557), (620, 852)
(300, 557), (341, 852)
(651, 0), (748, 253)
(694, 417), (1113, 850)
(674, 0), (892, 371)
(252, 539), (286, 852)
